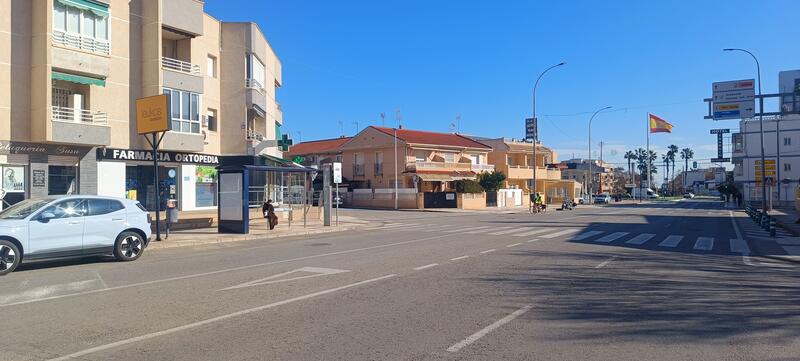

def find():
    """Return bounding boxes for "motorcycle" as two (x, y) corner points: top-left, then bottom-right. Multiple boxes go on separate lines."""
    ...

(561, 200), (574, 211)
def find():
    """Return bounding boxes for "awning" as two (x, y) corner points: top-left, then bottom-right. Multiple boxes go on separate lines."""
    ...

(56, 0), (109, 18)
(52, 70), (106, 87)
(417, 173), (453, 181)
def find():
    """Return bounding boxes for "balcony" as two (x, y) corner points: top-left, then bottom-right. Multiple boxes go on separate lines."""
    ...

(162, 57), (200, 75)
(471, 164), (495, 173)
(409, 161), (472, 172)
(245, 79), (265, 94)
(506, 165), (559, 180)
(52, 30), (110, 55)
(50, 106), (110, 146)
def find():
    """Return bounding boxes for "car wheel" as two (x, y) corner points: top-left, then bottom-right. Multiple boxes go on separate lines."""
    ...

(0, 240), (20, 276)
(114, 232), (145, 262)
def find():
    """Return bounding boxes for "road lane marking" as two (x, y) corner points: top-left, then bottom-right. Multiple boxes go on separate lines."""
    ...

(220, 267), (350, 291)
(693, 237), (714, 251)
(0, 280), (101, 305)
(489, 227), (531, 236)
(658, 235), (683, 248)
(444, 226), (489, 233)
(595, 256), (618, 268)
(539, 228), (580, 239)
(446, 304), (534, 353)
(0, 233), (457, 308)
(571, 231), (603, 241)
(463, 226), (495, 234)
(593, 232), (629, 243)
(450, 256), (469, 261)
(513, 228), (554, 237)
(46, 274), (398, 361)
(480, 249), (496, 254)
(625, 233), (655, 245)
(506, 243), (521, 248)
(413, 263), (439, 271)
(526, 239), (539, 243)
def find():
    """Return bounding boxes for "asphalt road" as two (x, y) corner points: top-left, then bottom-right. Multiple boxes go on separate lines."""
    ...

(1, 200), (798, 361)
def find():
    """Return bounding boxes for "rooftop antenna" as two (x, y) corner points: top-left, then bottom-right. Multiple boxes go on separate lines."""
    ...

(338, 121), (343, 137)
(449, 122), (456, 133)
(456, 113), (462, 134)
(380, 112), (386, 127)
(395, 108), (402, 129)
(352, 121), (359, 135)
(296, 131), (302, 143)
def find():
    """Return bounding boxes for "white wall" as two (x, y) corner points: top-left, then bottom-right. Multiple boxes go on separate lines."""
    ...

(181, 164), (197, 210)
(96, 162), (125, 198)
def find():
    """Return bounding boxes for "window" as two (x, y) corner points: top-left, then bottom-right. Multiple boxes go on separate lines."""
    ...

(206, 109), (217, 132)
(246, 54), (265, 89)
(54, 3), (66, 31)
(66, 6), (80, 33)
(507, 155), (514, 166)
(444, 153), (455, 163)
(354, 153), (365, 176)
(42, 199), (87, 219)
(785, 137), (792, 146)
(785, 163), (792, 172)
(163, 88), (201, 134)
(415, 151), (427, 162)
(207, 56), (217, 78)
(82, 11), (95, 37)
(53, 1), (109, 47)
(87, 199), (124, 216)
(196, 166), (218, 207)
(375, 152), (384, 175)
(470, 154), (481, 165)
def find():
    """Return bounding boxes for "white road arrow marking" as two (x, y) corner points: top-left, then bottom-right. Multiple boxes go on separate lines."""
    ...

(221, 267), (350, 291)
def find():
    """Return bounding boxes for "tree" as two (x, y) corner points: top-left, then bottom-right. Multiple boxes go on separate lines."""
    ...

(624, 150), (636, 183)
(455, 179), (484, 193)
(680, 147), (694, 187)
(667, 144), (678, 195)
(477, 171), (507, 192)
(636, 148), (658, 183)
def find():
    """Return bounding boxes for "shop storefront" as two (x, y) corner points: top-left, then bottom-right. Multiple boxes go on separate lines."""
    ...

(0, 141), (91, 209)
(96, 148), (220, 211)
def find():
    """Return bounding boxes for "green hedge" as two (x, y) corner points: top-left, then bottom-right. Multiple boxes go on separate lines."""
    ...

(455, 179), (484, 193)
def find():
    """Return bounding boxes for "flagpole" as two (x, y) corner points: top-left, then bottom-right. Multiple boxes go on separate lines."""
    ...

(646, 113), (651, 197)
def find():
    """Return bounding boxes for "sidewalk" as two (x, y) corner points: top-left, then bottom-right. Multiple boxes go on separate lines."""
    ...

(767, 207), (800, 236)
(146, 215), (370, 250)
(732, 208), (800, 264)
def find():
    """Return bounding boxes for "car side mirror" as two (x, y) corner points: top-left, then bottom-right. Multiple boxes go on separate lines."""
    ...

(38, 212), (56, 222)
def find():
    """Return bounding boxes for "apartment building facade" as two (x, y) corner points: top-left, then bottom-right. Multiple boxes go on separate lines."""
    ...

(559, 158), (616, 195)
(0, 0), (282, 211)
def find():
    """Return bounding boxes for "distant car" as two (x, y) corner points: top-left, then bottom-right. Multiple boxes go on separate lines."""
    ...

(0, 195), (152, 276)
(593, 194), (611, 204)
(683, 192), (695, 199)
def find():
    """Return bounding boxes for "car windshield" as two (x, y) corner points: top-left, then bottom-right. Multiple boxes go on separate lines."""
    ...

(0, 198), (53, 220)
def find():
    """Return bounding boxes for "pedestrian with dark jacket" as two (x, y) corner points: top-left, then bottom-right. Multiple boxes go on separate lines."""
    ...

(262, 199), (278, 230)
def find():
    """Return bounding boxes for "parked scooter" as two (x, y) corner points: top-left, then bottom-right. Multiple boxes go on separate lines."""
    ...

(561, 199), (574, 211)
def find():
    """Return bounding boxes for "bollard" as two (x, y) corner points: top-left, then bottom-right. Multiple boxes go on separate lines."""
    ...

(770, 218), (777, 237)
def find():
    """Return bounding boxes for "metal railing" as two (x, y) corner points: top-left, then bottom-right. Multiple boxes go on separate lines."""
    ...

(52, 30), (109, 55)
(161, 57), (201, 75)
(51, 106), (108, 125)
(413, 161), (472, 170)
(246, 129), (264, 141)
(245, 78), (265, 93)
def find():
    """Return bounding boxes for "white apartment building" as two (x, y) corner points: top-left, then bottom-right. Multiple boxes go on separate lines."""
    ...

(732, 69), (800, 206)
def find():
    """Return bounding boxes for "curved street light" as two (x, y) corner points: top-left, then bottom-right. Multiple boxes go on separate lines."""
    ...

(530, 62), (566, 201)
(723, 48), (767, 211)
(588, 106), (612, 204)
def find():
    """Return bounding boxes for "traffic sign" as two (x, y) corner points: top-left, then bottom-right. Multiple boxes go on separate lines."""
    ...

(525, 118), (537, 141)
(709, 129), (730, 134)
(332, 162), (342, 184)
(712, 79), (756, 120)
(710, 158), (730, 163)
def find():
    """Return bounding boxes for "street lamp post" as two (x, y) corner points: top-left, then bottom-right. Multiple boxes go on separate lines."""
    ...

(588, 106), (612, 205)
(531, 62), (565, 202)
(723, 48), (767, 212)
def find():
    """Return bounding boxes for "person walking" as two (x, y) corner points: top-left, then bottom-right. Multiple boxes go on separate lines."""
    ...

(262, 199), (278, 230)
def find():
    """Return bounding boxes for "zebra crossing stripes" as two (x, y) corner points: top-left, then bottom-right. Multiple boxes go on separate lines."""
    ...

(443, 226), (487, 233)
(571, 231), (604, 241)
(593, 232), (629, 243)
(489, 227), (531, 236)
(513, 228), (555, 237)
(658, 235), (683, 247)
(625, 233), (655, 245)
(540, 228), (580, 239)
(463, 226), (496, 234)
(693, 237), (714, 251)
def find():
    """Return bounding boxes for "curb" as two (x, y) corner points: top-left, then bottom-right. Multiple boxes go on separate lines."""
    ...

(147, 224), (364, 251)
(733, 211), (800, 265)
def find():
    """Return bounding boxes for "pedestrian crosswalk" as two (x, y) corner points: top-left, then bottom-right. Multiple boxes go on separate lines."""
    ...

(372, 222), (742, 254)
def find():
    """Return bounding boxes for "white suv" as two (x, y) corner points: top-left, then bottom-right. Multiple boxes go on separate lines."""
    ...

(0, 195), (152, 276)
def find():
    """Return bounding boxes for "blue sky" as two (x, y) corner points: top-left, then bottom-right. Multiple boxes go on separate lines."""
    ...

(206, 0), (799, 170)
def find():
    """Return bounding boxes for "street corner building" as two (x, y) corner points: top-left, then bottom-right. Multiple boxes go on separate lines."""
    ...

(0, 0), (285, 211)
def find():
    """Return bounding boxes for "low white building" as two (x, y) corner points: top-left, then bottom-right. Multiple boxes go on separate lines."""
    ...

(732, 69), (800, 206)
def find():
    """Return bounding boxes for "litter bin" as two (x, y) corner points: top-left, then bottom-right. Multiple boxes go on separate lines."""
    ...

(166, 199), (178, 238)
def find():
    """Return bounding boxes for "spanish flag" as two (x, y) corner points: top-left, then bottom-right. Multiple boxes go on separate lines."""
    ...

(649, 113), (673, 133)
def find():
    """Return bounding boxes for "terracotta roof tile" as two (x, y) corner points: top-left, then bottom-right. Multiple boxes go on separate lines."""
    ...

(286, 137), (351, 156)
(370, 126), (491, 150)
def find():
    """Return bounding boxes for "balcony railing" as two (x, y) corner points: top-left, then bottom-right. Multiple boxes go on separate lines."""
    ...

(52, 30), (109, 55)
(246, 129), (264, 141)
(162, 57), (201, 75)
(51, 106), (108, 125)
(412, 161), (472, 171)
(471, 164), (495, 173)
(245, 78), (265, 93)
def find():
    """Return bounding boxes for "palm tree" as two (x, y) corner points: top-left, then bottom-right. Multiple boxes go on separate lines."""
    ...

(662, 154), (669, 185)
(624, 150), (636, 183)
(680, 147), (694, 190)
(667, 144), (679, 194)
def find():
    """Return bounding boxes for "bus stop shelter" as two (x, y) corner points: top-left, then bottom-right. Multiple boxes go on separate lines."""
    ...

(217, 164), (316, 234)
